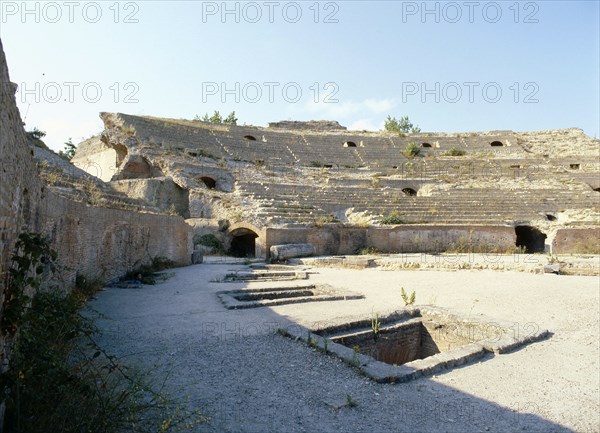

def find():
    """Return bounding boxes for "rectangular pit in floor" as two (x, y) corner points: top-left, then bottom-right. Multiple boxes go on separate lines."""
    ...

(331, 318), (474, 366)
(281, 306), (550, 383)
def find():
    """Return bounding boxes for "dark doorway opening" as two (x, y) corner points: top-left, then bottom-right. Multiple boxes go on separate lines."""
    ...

(422, 143), (432, 148)
(515, 226), (546, 253)
(201, 177), (216, 189)
(490, 141), (503, 147)
(402, 188), (417, 196)
(229, 229), (258, 257)
(345, 141), (357, 147)
(244, 135), (257, 141)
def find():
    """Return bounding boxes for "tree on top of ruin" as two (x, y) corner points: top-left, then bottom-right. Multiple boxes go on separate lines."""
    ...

(194, 111), (237, 126)
(384, 115), (421, 134)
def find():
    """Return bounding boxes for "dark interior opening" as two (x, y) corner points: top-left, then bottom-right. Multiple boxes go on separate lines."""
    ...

(490, 141), (503, 147)
(324, 164), (333, 169)
(594, 188), (600, 192)
(345, 141), (357, 147)
(200, 177), (216, 189)
(230, 231), (258, 257)
(244, 135), (257, 141)
(421, 143), (432, 148)
(402, 187), (417, 196)
(546, 214), (557, 221)
(569, 164), (580, 170)
(515, 226), (547, 253)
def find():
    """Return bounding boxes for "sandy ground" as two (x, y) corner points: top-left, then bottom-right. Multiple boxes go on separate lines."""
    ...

(90, 260), (600, 433)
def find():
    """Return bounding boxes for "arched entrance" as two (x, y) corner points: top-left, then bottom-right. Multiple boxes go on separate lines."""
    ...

(229, 228), (259, 257)
(200, 176), (216, 189)
(515, 226), (547, 253)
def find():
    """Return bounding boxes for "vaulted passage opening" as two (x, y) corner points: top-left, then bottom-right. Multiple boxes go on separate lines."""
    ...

(402, 187), (417, 196)
(229, 228), (258, 257)
(201, 176), (216, 189)
(244, 135), (257, 141)
(344, 141), (357, 147)
(421, 143), (432, 148)
(515, 226), (546, 253)
(490, 141), (503, 147)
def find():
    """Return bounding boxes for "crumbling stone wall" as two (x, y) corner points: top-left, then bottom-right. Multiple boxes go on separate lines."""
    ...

(265, 226), (515, 257)
(0, 39), (192, 413)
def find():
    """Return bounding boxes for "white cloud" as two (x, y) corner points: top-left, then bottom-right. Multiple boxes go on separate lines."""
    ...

(347, 118), (382, 132)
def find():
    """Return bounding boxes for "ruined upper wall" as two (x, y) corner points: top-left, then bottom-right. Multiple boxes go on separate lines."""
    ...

(0, 39), (45, 292)
(268, 120), (347, 131)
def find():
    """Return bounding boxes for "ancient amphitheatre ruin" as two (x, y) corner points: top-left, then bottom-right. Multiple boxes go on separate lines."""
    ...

(1, 39), (599, 432)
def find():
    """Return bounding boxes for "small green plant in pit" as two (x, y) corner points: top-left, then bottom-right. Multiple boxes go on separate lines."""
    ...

(346, 394), (358, 408)
(371, 310), (381, 342)
(370, 176), (381, 189)
(309, 160), (324, 167)
(323, 338), (328, 354)
(380, 210), (405, 225)
(444, 147), (466, 156)
(401, 287), (416, 306)
(307, 331), (313, 346)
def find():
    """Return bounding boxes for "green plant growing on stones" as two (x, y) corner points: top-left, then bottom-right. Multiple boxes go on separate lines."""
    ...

(403, 142), (421, 158)
(84, 181), (103, 206)
(167, 203), (179, 216)
(401, 287), (416, 306)
(315, 214), (340, 227)
(309, 160), (324, 168)
(306, 331), (313, 346)
(370, 176), (381, 189)
(380, 211), (405, 225)
(357, 246), (381, 255)
(444, 147), (466, 156)
(323, 338), (328, 354)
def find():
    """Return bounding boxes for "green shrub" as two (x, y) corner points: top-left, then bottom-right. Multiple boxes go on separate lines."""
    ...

(74, 272), (105, 298)
(444, 147), (466, 156)
(380, 211), (405, 225)
(124, 256), (175, 285)
(195, 233), (223, 251)
(357, 246), (381, 255)
(403, 142), (421, 158)
(0, 233), (205, 433)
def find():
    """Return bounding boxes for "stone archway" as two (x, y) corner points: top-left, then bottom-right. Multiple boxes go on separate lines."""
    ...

(229, 227), (259, 257)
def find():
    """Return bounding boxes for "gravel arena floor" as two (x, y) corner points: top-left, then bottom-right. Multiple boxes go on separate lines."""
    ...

(90, 258), (600, 433)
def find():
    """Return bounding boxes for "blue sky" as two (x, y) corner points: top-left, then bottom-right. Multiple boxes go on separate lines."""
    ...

(1, 0), (599, 151)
